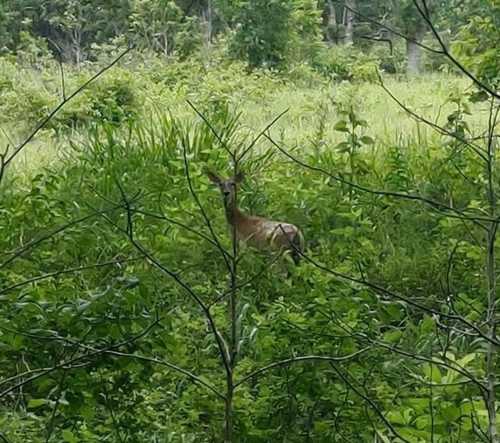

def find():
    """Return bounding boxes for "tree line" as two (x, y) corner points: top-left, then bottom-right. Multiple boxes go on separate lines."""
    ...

(0, 0), (497, 76)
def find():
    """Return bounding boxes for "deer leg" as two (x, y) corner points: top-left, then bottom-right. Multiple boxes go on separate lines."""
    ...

(290, 233), (302, 265)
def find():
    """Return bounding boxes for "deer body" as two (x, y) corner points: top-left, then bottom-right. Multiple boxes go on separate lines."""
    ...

(208, 171), (304, 263)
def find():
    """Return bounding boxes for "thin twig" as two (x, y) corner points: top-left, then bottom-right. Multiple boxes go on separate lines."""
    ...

(237, 108), (289, 162)
(234, 348), (369, 388)
(329, 363), (411, 443)
(412, 0), (500, 100)
(3, 46), (133, 168)
(208, 249), (285, 308)
(0, 319), (157, 399)
(377, 71), (488, 162)
(0, 256), (142, 296)
(265, 133), (491, 227)
(336, 1), (441, 54)
(133, 208), (232, 260)
(0, 205), (122, 269)
(186, 99), (233, 156)
(101, 193), (233, 379)
(181, 142), (233, 272)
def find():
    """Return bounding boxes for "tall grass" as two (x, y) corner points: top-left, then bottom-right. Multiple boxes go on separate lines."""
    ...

(0, 55), (488, 182)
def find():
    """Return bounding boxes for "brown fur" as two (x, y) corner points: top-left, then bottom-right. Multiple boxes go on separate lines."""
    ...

(207, 171), (304, 262)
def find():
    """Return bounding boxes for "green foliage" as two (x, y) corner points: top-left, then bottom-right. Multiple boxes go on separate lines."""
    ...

(1, 71), (496, 440)
(227, 0), (294, 68)
(227, 0), (323, 68)
(87, 69), (140, 125)
(0, 11), (499, 437)
(313, 45), (379, 82)
(451, 0), (500, 91)
(0, 0), (497, 79)
(130, 0), (202, 58)
(0, 62), (140, 131)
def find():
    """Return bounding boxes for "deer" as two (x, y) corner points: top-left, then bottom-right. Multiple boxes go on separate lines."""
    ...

(206, 170), (304, 264)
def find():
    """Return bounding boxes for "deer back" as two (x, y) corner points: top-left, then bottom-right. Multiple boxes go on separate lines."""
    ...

(235, 215), (303, 252)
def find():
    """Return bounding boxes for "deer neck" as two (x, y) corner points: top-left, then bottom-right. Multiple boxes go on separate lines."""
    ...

(224, 199), (245, 227)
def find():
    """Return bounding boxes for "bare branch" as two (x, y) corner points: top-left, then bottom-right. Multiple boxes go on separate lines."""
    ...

(186, 99), (233, 157)
(0, 205), (122, 270)
(376, 71), (488, 162)
(339, 0), (500, 100)
(234, 348), (369, 388)
(337, 1), (441, 54)
(276, 222), (500, 348)
(237, 108), (289, 162)
(133, 208), (231, 260)
(3, 46), (133, 169)
(0, 256), (142, 297)
(265, 133), (492, 226)
(329, 363), (411, 443)
(0, 319), (157, 399)
(100, 192), (233, 379)
(97, 349), (225, 400)
(181, 142), (233, 272)
(412, 0), (500, 100)
(359, 335), (487, 391)
(208, 249), (285, 308)
(22, 327), (225, 401)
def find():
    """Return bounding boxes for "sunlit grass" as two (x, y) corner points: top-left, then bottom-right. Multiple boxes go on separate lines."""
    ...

(1, 58), (489, 181)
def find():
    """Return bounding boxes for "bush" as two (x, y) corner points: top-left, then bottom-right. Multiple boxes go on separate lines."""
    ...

(86, 68), (140, 125)
(312, 45), (379, 82)
(0, 60), (140, 131)
(369, 41), (406, 74)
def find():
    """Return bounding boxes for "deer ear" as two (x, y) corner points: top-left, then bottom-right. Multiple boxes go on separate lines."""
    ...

(206, 170), (221, 184)
(234, 171), (245, 183)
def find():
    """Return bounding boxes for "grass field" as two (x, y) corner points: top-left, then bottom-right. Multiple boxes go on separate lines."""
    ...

(1, 55), (488, 180)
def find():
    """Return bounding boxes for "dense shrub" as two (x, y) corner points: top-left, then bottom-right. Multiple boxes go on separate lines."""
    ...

(0, 61), (140, 131)
(312, 46), (380, 82)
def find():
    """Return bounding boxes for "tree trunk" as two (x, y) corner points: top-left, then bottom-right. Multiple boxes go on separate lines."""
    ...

(201, 0), (213, 66)
(344, 0), (355, 45)
(325, 0), (337, 45)
(406, 28), (426, 75)
(485, 102), (498, 443)
(71, 28), (83, 70)
(485, 221), (498, 443)
(223, 183), (239, 443)
(207, 0), (212, 45)
(224, 384), (233, 443)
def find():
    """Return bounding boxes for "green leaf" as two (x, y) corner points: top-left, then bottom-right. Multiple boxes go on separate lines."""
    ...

(387, 410), (406, 425)
(360, 135), (374, 145)
(442, 405), (461, 422)
(334, 120), (349, 132)
(62, 429), (78, 443)
(420, 315), (434, 334)
(415, 415), (430, 430)
(335, 141), (351, 153)
(422, 363), (441, 383)
(383, 329), (402, 343)
(456, 353), (477, 368)
(28, 398), (47, 409)
(375, 430), (391, 443)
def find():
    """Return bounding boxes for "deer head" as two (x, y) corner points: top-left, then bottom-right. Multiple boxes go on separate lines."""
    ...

(206, 170), (245, 208)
